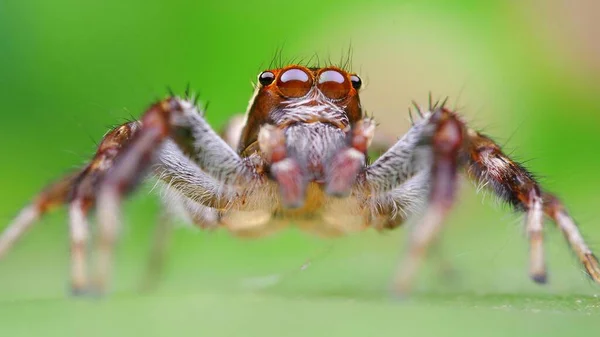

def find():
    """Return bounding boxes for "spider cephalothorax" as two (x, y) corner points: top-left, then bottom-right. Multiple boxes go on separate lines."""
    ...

(239, 65), (363, 154)
(0, 63), (599, 297)
(236, 65), (370, 211)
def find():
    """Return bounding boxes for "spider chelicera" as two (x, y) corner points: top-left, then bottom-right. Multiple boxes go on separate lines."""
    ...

(0, 64), (598, 296)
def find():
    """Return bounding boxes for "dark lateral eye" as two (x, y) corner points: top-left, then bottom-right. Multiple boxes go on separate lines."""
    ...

(350, 75), (362, 89)
(259, 71), (275, 86)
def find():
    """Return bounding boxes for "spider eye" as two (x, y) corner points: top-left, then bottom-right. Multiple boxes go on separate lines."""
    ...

(317, 69), (351, 100)
(259, 71), (275, 86)
(350, 75), (362, 90)
(276, 68), (312, 98)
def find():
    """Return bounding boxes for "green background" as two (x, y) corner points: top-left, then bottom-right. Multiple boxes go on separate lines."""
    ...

(1, 0), (600, 336)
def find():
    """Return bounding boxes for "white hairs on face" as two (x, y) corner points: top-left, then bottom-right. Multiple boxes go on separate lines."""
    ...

(271, 90), (350, 127)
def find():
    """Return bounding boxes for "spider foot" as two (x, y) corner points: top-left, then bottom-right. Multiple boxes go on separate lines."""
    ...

(583, 254), (600, 283)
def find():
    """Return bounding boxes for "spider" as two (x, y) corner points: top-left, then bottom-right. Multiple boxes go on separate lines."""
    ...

(0, 63), (599, 296)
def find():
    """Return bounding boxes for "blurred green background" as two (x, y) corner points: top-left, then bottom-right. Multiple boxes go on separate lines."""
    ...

(1, 0), (600, 336)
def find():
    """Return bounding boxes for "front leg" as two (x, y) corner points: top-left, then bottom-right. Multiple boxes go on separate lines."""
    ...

(94, 97), (263, 293)
(169, 101), (257, 184)
(391, 109), (463, 295)
(1, 97), (263, 295)
(361, 105), (600, 295)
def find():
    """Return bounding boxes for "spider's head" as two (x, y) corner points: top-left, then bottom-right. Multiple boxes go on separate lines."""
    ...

(238, 65), (366, 190)
(238, 65), (363, 156)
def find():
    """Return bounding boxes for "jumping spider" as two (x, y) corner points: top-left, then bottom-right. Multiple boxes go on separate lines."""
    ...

(1, 64), (598, 296)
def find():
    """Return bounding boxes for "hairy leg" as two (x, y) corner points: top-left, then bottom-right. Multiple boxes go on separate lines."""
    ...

(141, 113), (247, 290)
(0, 122), (141, 293)
(94, 97), (264, 293)
(368, 168), (460, 284)
(392, 109), (463, 295)
(1, 99), (263, 295)
(544, 194), (600, 282)
(368, 104), (597, 295)
(368, 169), (430, 231)
(67, 122), (143, 292)
(466, 130), (600, 283)
(0, 171), (81, 258)
(155, 141), (237, 209)
(363, 112), (433, 193)
(466, 130), (547, 281)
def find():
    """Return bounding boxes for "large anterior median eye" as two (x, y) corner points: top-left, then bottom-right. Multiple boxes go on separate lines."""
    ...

(317, 69), (351, 100)
(277, 68), (312, 98)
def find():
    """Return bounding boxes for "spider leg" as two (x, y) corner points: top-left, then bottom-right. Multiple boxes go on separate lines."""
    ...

(2, 99), (260, 295)
(94, 97), (261, 293)
(365, 105), (598, 294)
(0, 171), (80, 258)
(155, 141), (237, 209)
(466, 130), (600, 283)
(139, 210), (174, 292)
(141, 110), (246, 292)
(544, 194), (600, 282)
(141, 156), (229, 292)
(65, 122), (143, 294)
(367, 168), (460, 283)
(168, 101), (257, 184)
(392, 110), (463, 295)
(466, 130), (549, 283)
(0, 122), (142, 294)
(364, 112), (433, 193)
(369, 169), (430, 231)
(68, 198), (91, 294)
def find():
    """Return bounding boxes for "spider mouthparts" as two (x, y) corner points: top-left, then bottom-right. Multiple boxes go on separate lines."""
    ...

(325, 148), (365, 197)
(270, 158), (306, 209)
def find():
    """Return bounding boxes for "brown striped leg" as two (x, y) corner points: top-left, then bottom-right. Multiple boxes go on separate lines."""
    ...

(66, 122), (141, 294)
(466, 130), (549, 282)
(94, 102), (175, 293)
(0, 121), (140, 294)
(0, 171), (80, 258)
(544, 194), (600, 282)
(393, 110), (464, 295)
